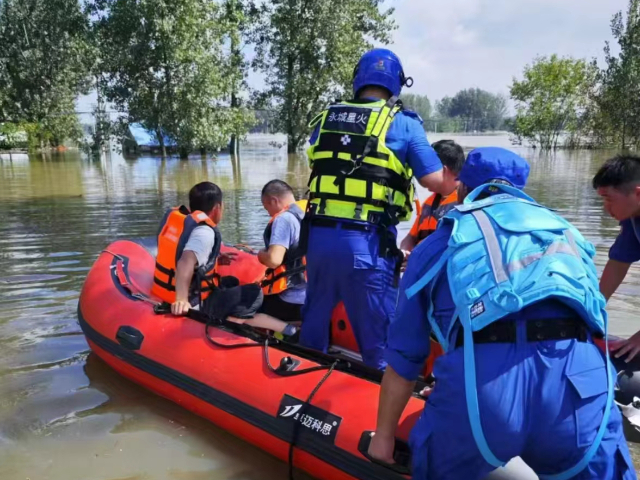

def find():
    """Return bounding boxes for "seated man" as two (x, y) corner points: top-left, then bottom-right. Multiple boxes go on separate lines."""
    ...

(257, 180), (307, 324)
(400, 140), (465, 252)
(152, 181), (291, 334)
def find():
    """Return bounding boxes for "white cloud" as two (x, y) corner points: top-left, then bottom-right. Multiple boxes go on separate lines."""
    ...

(384, 0), (628, 101)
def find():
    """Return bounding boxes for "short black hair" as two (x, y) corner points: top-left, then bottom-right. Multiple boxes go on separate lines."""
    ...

(261, 179), (294, 198)
(432, 140), (465, 174)
(593, 155), (640, 191)
(189, 181), (222, 213)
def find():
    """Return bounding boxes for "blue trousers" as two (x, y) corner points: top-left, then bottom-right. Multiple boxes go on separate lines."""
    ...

(410, 325), (636, 480)
(299, 225), (398, 369)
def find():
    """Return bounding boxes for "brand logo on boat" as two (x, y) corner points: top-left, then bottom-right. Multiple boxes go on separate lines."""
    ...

(276, 394), (342, 445)
(279, 404), (303, 418)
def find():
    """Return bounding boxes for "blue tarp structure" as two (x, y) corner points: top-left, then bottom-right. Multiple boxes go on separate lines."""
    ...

(128, 123), (176, 148)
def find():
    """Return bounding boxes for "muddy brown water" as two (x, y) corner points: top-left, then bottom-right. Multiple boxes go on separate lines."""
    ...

(1, 134), (639, 479)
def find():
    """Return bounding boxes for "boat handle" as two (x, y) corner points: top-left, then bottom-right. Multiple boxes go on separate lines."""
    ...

(116, 326), (144, 351)
(357, 430), (411, 475)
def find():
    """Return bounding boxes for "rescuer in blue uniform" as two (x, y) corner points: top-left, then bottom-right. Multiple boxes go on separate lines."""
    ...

(300, 48), (446, 369)
(368, 147), (635, 479)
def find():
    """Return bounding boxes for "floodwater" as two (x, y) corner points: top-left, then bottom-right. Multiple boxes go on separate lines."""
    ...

(0, 133), (639, 479)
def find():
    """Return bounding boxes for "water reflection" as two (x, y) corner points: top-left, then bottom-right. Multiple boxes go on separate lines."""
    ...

(0, 133), (639, 478)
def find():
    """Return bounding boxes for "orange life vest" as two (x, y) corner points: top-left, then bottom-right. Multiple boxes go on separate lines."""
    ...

(409, 191), (458, 241)
(151, 206), (221, 304)
(261, 200), (307, 295)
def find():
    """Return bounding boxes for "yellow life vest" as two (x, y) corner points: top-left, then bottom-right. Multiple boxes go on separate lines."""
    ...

(306, 98), (414, 225)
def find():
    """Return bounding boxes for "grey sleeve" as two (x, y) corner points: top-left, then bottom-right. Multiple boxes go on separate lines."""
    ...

(269, 214), (299, 250)
(183, 226), (216, 267)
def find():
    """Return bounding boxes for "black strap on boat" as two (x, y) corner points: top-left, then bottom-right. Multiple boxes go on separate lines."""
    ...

(280, 355), (339, 480)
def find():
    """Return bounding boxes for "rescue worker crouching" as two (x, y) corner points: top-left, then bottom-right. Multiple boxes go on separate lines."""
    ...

(153, 182), (285, 332)
(593, 155), (640, 363)
(257, 180), (307, 326)
(369, 148), (635, 479)
(400, 139), (465, 254)
(301, 48), (448, 369)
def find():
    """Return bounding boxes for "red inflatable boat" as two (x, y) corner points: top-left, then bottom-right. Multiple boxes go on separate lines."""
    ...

(80, 238), (638, 479)
(78, 238), (433, 480)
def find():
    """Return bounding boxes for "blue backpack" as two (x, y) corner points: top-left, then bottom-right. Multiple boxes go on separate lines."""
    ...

(406, 184), (612, 480)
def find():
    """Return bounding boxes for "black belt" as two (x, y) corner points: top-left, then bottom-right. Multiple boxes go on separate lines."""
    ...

(455, 318), (589, 348)
(310, 217), (379, 232)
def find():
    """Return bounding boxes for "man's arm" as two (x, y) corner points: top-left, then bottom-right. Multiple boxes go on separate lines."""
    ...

(416, 170), (445, 193)
(600, 259), (631, 301)
(258, 245), (287, 269)
(405, 129), (445, 193)
(258, 214), (296, 269)
(172, 251), (197, 315)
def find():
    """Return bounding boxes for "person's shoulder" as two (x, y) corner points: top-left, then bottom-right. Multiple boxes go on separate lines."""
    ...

(396, 110), (423, 126)
(272, 211), (300, 234)
(189, 224), (216, 240)
(621, 217), (635, 229)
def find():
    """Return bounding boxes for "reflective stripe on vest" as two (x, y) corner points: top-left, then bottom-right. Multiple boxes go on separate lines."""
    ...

(261, 200), (307, 295)
(306, 98), (414, 225)
(405, 183), (610, 480)
(415, 191), (458, 241)
(151, 206), (221, 304)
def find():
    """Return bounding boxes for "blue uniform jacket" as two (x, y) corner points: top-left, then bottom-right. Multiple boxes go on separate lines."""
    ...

(386, 223), (580, 381)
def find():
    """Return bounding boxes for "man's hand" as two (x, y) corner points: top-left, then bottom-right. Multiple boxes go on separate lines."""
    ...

(218, 251), (238, 266)
(368, 432), (396, 465)
(400, 249), (411, 273)
(171, 299), (191, 316)
(611, 330), (640, 362)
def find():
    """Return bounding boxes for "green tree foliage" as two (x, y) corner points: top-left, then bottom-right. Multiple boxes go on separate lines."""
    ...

(400, 93), (432, 124)
(432, 90), (506, 133)
(88, 0), (254, 157)
(251, 0), (395, 152)
(438, 88), (507, 132)
(588, 0), (640, 149)
(0, 0), (92, 149)
(510, 55), (596, 149)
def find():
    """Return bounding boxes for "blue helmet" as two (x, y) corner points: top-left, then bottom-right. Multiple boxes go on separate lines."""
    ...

(352, 48), (413, 98)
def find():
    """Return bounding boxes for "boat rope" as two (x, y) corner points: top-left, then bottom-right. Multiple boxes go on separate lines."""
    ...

(287, 360), (338, 480)
(101, 249), (125, 261)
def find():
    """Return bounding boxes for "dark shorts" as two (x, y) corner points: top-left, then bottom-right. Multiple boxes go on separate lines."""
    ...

(259, 294), (303, 323)
(202, 279), (263, 320)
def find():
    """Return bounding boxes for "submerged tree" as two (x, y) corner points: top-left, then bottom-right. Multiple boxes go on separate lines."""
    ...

(438, 88), (507, 132)
(510, 55), (596, 149)
(88, 0), (254, 157)
(0, 0), (93, 149)
(251, 0), (395, 152)
(589, 0), (640, 149)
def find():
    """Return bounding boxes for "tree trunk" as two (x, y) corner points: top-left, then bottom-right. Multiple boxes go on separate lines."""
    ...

(157, 129), (167, 158)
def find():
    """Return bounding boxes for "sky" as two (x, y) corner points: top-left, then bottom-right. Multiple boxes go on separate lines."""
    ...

(377, 0), (629, 102)
(79, 0), (629, 114)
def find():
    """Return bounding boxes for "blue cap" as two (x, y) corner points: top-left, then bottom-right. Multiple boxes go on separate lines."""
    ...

(458, 147), (530, 191)
(353, 48), (409, 98)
